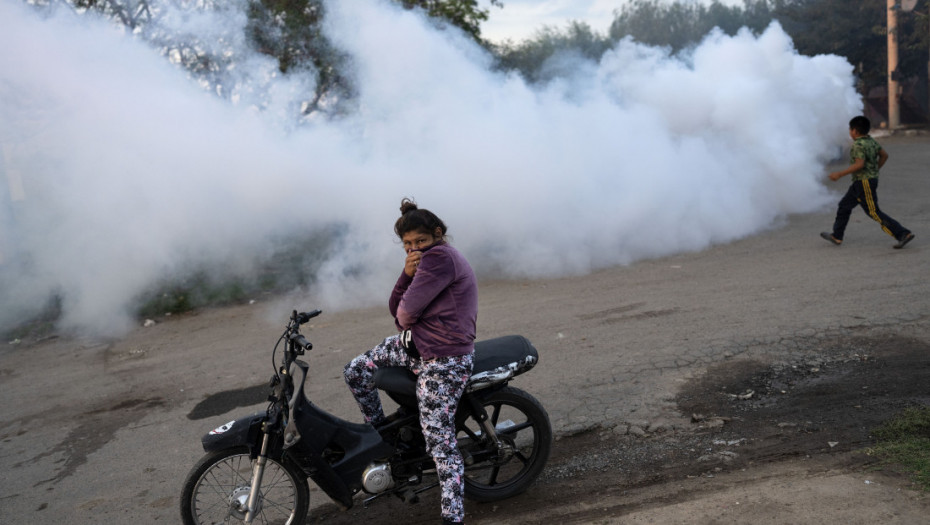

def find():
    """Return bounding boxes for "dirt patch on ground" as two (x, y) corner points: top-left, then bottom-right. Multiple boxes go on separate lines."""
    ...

(308, 332), (930, 524)
(677, 334), (930, 464)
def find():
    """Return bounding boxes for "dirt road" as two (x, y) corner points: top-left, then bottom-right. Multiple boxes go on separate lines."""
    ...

(2, 134), (929, 524)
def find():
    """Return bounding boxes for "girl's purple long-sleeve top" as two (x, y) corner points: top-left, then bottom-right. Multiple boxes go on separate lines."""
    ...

(389, 242), (478, 360)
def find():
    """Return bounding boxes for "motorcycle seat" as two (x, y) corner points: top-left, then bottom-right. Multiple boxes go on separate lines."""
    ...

(374, 335), (539, 400)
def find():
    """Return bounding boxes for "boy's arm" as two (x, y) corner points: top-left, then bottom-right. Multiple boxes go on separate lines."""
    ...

(878, 148), (888, 168)
(829, 157), (865, 181)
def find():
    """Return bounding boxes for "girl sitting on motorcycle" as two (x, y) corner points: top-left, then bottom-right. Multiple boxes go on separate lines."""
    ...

(344, 197), (478, 525)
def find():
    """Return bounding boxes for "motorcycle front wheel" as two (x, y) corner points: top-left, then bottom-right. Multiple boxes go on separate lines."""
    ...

(180, 446), (309, 525)
(457, 386), (553, 502)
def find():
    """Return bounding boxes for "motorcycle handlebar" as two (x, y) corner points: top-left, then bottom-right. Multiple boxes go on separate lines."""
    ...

(294, 309), (322, 325)
(290, 333), (312, 352)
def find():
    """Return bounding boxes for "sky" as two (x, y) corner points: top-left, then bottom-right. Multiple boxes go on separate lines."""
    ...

(0, 0), (861, 336)
(479, 0), (747, 42)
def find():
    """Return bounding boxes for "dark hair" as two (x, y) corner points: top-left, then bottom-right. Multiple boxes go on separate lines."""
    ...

(394, 198), (447, 239)
(849, 115), (871, 135)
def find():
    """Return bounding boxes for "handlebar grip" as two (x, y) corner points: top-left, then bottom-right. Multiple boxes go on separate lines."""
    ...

(290, 334), (312, 351)
(295, 310), (322, 324)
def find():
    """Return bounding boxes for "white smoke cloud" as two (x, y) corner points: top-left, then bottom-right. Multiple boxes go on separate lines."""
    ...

(0, 0), (859, 335)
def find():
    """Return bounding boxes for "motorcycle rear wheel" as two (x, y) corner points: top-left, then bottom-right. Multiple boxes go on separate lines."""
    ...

(180, 446), (309, 525)
(457, 386), (552, 502)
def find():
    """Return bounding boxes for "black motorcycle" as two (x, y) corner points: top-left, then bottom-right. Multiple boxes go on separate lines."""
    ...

(180, 309), (552, 524)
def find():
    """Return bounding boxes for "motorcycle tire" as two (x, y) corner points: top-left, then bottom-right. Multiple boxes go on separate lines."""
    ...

(457, 386), (552, 502)
(180, 446), (310, 525)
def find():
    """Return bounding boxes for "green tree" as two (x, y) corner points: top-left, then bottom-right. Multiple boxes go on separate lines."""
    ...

(399, 0), (502, 41)
(505, 0), (928, 121)
(775, 0), (928, 121)
(778, 1), (886, 89)
(493, 21), (612, 83)
(495, 0), (777, 84)
(245, 0), (353, 114)
(40, 0), (502, 116)
(608, 0), (775, 52)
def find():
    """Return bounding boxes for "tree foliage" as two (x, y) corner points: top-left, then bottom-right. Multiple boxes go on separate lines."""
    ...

(773, 0), (928, 122)
(492, 21), (613, 83)
(30, 0), (930, 121)
(245, 0), (502, 113)
(39, 0), (502, 116)
(495, 1), (781, 84)
(495, 0), (929, 122)
(607, 0), (927, 88)
(399, 0), (501, 41)
(245, 0), (353, 114)
(608, 0), (775, 52)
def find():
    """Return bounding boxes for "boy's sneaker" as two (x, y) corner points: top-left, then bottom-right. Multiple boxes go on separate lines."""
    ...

(820, 232), (841, 245)
(894, 232), (915, 249)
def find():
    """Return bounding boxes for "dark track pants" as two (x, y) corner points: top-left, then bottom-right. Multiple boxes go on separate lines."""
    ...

(831, 178), (910, 241)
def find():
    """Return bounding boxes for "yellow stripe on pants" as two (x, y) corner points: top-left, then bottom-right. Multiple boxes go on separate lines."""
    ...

(861, 180), (893, 236)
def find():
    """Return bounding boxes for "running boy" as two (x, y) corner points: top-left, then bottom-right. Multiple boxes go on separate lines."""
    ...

(820, 115), (914, 249)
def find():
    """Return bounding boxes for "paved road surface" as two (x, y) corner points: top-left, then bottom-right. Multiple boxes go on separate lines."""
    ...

(1, 134), (927, 523)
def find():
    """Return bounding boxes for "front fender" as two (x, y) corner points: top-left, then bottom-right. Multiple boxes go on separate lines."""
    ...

(201, 414), (264, 454)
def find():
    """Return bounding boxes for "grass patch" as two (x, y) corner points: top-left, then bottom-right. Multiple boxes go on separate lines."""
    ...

(133, 228), (340, 317)
(3, 226), (344, 339)
(1, 295), (61, 344)
(868, 405), (930, 491)
(135, 272), (251, 318)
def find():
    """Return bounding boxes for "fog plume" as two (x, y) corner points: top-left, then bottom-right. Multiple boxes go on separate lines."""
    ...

(0, 0), (860, 335)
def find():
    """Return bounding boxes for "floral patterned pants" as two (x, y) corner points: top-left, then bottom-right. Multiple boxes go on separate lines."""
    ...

(344, 334), (473, 523)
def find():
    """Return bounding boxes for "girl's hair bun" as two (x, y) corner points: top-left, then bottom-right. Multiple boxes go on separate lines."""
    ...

(399, 197), (418, 215)
(394, 197), (447, 239)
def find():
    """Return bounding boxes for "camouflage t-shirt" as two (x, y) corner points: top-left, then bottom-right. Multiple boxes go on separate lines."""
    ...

(849, 135), (883, 181)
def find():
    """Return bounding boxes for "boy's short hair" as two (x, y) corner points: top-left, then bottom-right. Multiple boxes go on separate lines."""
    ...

(849, 115), (871, 135)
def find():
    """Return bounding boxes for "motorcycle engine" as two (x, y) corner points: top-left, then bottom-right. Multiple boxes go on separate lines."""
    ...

(362, 463), (394, 493)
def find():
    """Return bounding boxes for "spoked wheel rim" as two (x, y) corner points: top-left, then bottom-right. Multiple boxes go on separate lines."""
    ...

(189, 452), (301, 525)
(457, 394), (546, 492)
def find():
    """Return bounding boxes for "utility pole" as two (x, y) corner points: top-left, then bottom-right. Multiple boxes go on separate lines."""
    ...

(916, 0), (930, 124)
(887, 0), (900, 129)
